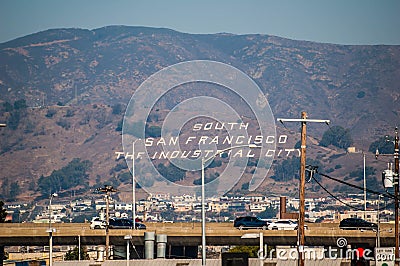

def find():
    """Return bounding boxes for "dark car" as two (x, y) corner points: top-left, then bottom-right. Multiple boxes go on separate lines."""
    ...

(339, 218), (377, 231)
(233, 216), (268, 230)
(108, 218), (146, 230)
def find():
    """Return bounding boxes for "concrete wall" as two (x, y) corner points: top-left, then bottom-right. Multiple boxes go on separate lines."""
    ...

(54, 258), (351, 266)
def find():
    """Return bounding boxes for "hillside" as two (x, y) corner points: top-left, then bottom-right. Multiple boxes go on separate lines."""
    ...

(0, 26), (399, 202)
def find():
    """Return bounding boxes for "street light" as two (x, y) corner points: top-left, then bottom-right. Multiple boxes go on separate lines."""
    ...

(0, 124), (6, 127)
(47, 193), (58, 266)
(241, 232), (265, 266)
(132, 139), (141, 229)
(363, 152), (367, 219)
(200, 143), (260, 266)
(377, 195), (382, 248)
(124, 235), (132, 266)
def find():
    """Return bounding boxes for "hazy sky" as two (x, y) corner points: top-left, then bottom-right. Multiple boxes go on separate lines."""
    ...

(1, 0), (399, 45)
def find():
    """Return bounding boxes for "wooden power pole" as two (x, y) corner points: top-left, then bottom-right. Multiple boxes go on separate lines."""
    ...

(97, 185), (117, 260)
(278, 112), (329, 266)
(395, 127), (399, 266)
(376, 127), (399, 265)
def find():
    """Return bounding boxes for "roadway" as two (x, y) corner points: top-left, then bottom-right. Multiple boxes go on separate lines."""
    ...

(0, 222), (393, 248)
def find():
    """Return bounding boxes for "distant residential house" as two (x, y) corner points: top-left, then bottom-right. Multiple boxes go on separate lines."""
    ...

(335, 210), (378, 223)
(70, 199), (92, 207)
(95, 201), (110, 211)
(209, 201), (229, 213)
(248, 196), (267, 202)
(5, 213), (13, 222)
(48, 203), (65, 212)
(192, 202), (203, 212)
(172, 194), (196, 202)
(155, 201), (169, 211)
(338, 198), (364, 207)
(72, 204), (91, 212)
(228, 202), (246, 213)
(173, 203), (192, 212)
(308, 210), (335, 222)
(149, 193), (170, 201)
(249, 203), (268, 213)
(115, 202), (133, 211)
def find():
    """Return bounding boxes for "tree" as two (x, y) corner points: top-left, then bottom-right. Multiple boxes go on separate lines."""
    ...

(124, 120), (145, 138)
(157, 163), (186, 183)
(65, 246), (89, 260)
(241, 182), (249, 190)
(146, 125), (161, 138)
(38, 158), (92, 195)
(13, 99), (27, 110)
(9, 181), (20, 201)
(271, 156), (323, 182)
(258, 205), (278, 219)
(369, 136), (394, 154)
(7, 110), (21, 130)
(229, 246), (259, 257)
(2, 101), (13, 112)
(1, 178), (9, 199)
(0, 201), (7, 222)
(320, 126), (352, 149)
(115, 119), (123, 131)
(112, 103), (124, 115)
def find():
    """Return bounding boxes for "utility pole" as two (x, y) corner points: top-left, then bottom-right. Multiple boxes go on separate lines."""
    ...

(395, 127), (399, 266)
(394, 127), (399, 265)
(96, 185), (117, 260)
(132, 139), (141, 229)
(376, 127), (399, 265)
(278, 112), (329, 266)
(363, 152), (367, 219)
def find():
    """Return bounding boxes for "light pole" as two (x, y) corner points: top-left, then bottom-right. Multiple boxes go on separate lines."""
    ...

(201, 143), (260, 266)
(47, 193), (58, 266)
(132, 139), (140, 229)
(124, 235), (132, 266)
(240, 232), (265, 266)
(377, 195), (382, 248)
(363, 152), (367, 219)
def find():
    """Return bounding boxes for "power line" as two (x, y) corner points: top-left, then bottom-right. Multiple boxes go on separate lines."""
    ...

(315, 170), (395, 200)
(310, 173), (395, 211)
(311, 176), (365, 211)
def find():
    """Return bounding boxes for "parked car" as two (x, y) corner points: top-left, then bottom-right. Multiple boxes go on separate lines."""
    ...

(267, 219), (306, 230)
(90, 217), (106, 229)
(233, 216), (268, 230)
(339, 218), (377, 231)
(108, 217), (146, 230)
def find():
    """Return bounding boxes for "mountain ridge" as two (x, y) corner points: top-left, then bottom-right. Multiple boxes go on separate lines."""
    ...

(0, 25), (399, 201)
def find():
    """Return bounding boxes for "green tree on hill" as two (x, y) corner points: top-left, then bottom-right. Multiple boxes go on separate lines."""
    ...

(0, 201), (7, 222)
(38, 158), (92, 195)
(320, 126), (352, 149)
(369, 135), (394, 154)
(271, 156), (323, 182)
